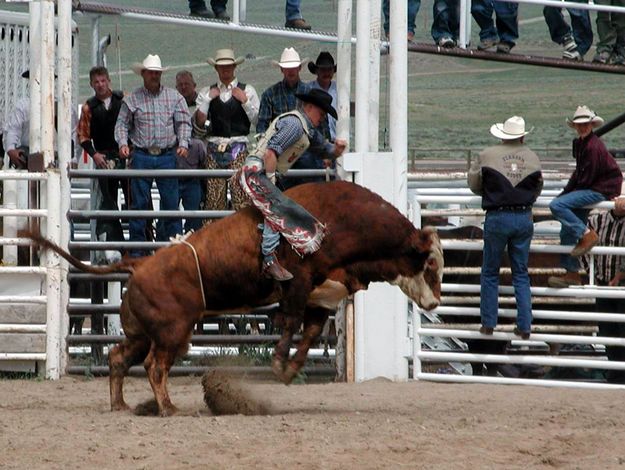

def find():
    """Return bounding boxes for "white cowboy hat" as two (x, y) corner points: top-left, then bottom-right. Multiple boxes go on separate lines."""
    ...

(131, 54), (169, 75)
(490, 116), (533, 140)
(272, 47), (308, 69)
(207, 48), (245, 66)
(566, 105), (605, 128)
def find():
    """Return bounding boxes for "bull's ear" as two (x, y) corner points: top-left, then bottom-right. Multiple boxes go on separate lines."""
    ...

(412, 228), (433, 253)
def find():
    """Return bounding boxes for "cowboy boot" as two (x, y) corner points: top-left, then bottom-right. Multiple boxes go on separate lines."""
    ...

(263, 252), (293, 281)
(571, 229), (599, 257)
(548, 271), (582, 288)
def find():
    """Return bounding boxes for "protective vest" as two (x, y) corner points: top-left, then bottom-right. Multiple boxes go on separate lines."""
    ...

(253, 111), (310, 174)
(86, 90), (123, 152)
(208, 82), (251, 137)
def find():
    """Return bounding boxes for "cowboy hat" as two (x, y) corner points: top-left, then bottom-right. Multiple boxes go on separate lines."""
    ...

(295, 88), (337, 119)
(490, 116), (533, 140)
(131, 54), (169, 75)
(566, 105), (605, 128)
(272, 47), (308, 69)
(207, 48), (244, 66)
(308, 51), (337, 74)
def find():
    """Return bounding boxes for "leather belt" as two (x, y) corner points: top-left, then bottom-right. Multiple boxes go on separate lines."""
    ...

(136, 146), (175, 156)
(494, 205), (531, 212)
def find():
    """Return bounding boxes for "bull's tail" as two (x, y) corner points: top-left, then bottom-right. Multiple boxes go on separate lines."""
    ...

(21, 229), (141, 274)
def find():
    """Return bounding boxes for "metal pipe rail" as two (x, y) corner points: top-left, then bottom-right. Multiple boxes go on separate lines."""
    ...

(442, 282), (625, 299)
(440, 239), (625, 256)
(68, 241), (169, 250)
(67, 334), (337, 345)
(0, 209), (47, 217)
(0, 296), (47, 304)
(440, 296), (593, 304)
(69, 168), (334, 178)
(416, 373), (625, 390)
(419, 351), (625, 370)
(0, 324), (47, 334)
(67, 209), (233, 219)
(66, 365), (335, 377)
(433, 305), (625, 323)
(0, 171), (47, 180)
(67, 302), (279, 315)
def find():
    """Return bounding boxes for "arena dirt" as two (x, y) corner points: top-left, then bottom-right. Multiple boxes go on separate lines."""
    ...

(1, 376), (625, 469)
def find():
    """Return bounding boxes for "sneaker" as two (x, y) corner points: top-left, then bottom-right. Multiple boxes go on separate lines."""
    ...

(477, 38), (498, 51)
(407, 32), (415, 44)
(438, 37), (456, 48)
(285, 18), (312, 30)
(611, 53), (625, 65)
(548, 271), (582, 288)
(562, 35), (582, 60)
(189, 7), (215, 18)
(593, 50), (612, 64)
(571, 229), (599, 257)
(496, 41), (513, 54)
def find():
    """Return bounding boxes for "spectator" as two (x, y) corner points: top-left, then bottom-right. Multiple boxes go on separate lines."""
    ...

(114, 54), (191, 256)
(543, 6), (592, 61)
(77, 66), (128, 246)
(382, 0), (420, 43)
(471, 0), (519, 53)
(278, 51), (338, 190)
(582, 197), (625, 384)
(188, 0), (229, 19)
(238, 89), (346, 281)
(257, 47), (310, 134)
(548, 106), (623, 287)
(175, 70), (206, 233)
(195, 48), (259, 215)
(468, 116), (543, 339)
(592, 0), (625, 64)
(3, 70), (77, 169)
(432, 0), (460, 48)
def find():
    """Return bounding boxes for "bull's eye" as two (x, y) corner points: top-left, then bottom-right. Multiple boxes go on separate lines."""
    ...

(427, 257), (438, 270)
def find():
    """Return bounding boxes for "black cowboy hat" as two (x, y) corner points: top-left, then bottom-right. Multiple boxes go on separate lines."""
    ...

(307, 51), (337, 75)
(295, 88), (337, 120)
(21, 70), (58, 79)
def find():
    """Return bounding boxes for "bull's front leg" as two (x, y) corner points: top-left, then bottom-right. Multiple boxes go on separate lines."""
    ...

(282, 307), (330, 384)
(272, 314), (301, 383)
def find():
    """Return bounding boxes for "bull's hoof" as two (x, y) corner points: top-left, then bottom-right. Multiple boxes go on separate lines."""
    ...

(111, 401), (131, 412)
(281, 364), (299, 385)
(159, 404), (179, 417)
(271, 358), (286, 377)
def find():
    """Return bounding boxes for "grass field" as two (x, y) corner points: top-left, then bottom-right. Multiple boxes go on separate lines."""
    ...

(5, 0), (625, 154)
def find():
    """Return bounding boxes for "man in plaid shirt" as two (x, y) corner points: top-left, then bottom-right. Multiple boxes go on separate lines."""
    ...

(115, 54), (191, 256)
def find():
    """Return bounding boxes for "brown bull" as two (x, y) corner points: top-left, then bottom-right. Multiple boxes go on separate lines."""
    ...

(27, 181), (443, 416)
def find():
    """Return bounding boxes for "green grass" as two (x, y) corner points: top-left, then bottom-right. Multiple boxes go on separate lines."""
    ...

(4, 0), (625, 152)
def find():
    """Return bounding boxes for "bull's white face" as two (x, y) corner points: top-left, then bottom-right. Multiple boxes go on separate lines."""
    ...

(392, 231), (443, 311)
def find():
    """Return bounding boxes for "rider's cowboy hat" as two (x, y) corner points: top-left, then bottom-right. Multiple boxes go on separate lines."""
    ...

(490, 116), (533, 140)
(131, 54), (169, 75)
(295, 89), (337, 119)
(272, 47), (308, 69)
(207, 48), (244, 66)
(308, 51), (337, 74)
(566, 105), (605, 128)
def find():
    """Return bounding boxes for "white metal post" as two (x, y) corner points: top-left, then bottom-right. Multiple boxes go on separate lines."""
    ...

(336, 0), (352, 181)
(459, 0), (472, 49)
(354, 0), (370, 155)
(57, 0), (73, 374)
(232, 0), (240, 24)
(368, 0), (381, 151)
(239, 0), (247, 22)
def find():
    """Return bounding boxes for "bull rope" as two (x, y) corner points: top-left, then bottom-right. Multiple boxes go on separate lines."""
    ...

(170, 233), (206, 310)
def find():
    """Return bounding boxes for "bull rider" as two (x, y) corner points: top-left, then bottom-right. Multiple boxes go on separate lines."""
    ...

(239, 89), (346, 281)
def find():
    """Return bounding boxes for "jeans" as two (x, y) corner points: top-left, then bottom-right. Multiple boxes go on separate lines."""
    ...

(480, 210), (534, 332)
(432, 0), (460, 42)
(129, 150), (181, 256)
(285, 0), (302, 21)
(188, 0), (227, 13)
(179, 179), (203, 233)
(261, 223), (280, 257)
(549, 189), (605, 272)
(595, 0), (625, 53)
(543, 5), (593, 55)
(471, 0), (519, 44)
(383, 0), (421, 36)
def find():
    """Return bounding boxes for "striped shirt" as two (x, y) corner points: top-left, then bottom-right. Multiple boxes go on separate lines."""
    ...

(257, 79), (310, 133)
(114, 85), (191, 149)
(583, 211), (625, 284)
(267, 114), (334, 163)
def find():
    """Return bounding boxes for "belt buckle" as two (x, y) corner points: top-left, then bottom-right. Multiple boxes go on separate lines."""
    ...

(147, 145), (161, 156)
(217, 143), (228, 153)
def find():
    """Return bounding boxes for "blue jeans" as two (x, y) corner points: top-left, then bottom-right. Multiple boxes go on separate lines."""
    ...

(481, 210), (534, 332)
(432, 0), (460, 42)
(261, 223), (280, 257)
(188, 0), (227, 13)
(129, 151), (181, 256)
(285, 0), (302, 20)
(179, 179), (203, 233)
(383, 0), (421, 35)
(550, 189), (605, 272)
(471, 0), (519, 44)
(543, 6), (593, 55)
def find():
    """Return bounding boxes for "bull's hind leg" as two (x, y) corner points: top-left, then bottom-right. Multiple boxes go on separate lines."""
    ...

(282, 307), (330, 384)
(272, 314), (301, 383)
(109, 335), (150, 411)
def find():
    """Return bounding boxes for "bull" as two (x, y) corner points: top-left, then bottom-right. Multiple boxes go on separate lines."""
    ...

(27, 181), (443, 416)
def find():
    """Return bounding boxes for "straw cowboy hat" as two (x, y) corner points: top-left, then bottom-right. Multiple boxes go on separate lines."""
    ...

(131, 54), (169, 75)
(207, 48), (244, 66)
(490, 116), (533, 140)
(272, 47), (308, 68)
(308, 51), (337, 74)
(295, 89), (337, 119)
(566, 105), (605, 128)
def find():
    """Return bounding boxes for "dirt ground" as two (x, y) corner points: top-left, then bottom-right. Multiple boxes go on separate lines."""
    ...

(1, 376), (625, 470)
